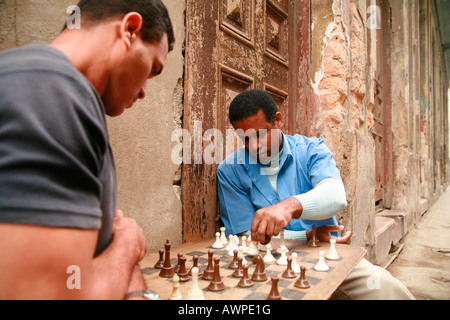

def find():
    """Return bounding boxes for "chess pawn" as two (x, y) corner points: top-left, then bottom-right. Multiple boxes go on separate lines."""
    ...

(154, 249), (164, 269)
(276, 245), (288, 266)
(186, 267), (205, 300)
(173, 252), (183, 274)
(188, 255), (203, 277)
(225, 235), (234, 251)
(202, 250), (215, 280)
(177, 256), (190, 282)
(208, 257), (225, 292)
(308, 225), (320, 247)
(220, 227), (228, 245)
(282, 257), (297, 279)
(232, 256), (244, 278)
(326, 238), (340, 260)
(212, 232), (224, 249)
(228, 249), (239, 269)
(277, 230), (287, 253)
(169, 274), (182, 300)
(237, 265), (254, 288)
(266, 277), (282, 300)
(291, 252), (300, 273)
(238, 246), (247, 265)
(314, 250), (329, 272)
(263, 243), (275, 263)
(241, 236), (248, 253)
(294, 266), (311, 289)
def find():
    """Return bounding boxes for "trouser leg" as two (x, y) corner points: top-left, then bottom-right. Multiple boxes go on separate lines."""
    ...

(330, 258), (415, 300)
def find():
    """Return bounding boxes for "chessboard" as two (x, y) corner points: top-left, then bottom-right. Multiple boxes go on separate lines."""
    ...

(140, 236), (366, 300)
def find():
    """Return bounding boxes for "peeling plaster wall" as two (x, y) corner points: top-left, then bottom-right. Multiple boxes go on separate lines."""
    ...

(310, 0), (448, 261)
(310, 0), (376, 257)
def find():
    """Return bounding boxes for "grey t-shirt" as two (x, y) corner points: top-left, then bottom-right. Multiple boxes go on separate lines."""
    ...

(0, 42), (116, 256)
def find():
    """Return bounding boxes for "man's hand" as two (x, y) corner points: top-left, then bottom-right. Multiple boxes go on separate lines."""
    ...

(306, 225), (352, 244)
(112, 210), (147, 263)
(250, 197), (303, 243)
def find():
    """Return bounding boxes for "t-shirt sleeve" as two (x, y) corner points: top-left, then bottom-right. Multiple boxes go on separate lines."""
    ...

(307, 138), (342, 187)
(0, 68), (107, 229)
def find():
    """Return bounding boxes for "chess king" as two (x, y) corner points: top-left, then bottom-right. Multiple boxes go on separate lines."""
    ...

(217, 89), (415, 300)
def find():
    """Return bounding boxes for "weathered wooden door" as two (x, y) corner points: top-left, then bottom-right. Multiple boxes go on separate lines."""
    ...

(182, 0), (304, 241)
(371, 0), (393, 210)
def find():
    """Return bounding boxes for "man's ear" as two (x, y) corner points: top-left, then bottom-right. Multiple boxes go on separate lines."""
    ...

(274, 112), (283, 129)
(120, 12), (143, 49)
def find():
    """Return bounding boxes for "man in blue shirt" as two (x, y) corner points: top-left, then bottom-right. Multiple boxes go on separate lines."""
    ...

(218, 89), (349, 243)
(217, 89), (415, 300)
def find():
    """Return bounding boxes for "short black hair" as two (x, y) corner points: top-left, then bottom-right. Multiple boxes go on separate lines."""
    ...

(229, 89), (279, 126)
(72, 0), (175, 51)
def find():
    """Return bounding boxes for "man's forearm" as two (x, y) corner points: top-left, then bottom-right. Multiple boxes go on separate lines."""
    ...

(292, 178), (347, 220)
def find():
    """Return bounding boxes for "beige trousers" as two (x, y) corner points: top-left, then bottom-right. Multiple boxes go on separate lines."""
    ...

(330, 258), (415, 300)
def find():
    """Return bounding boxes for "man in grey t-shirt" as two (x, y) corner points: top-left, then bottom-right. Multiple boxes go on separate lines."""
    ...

(0, 0), (175, 299)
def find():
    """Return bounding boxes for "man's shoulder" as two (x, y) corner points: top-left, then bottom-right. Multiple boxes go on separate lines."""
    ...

(0, 42), (88, 90)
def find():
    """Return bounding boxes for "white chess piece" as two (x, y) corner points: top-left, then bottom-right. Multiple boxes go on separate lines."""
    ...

(225, 235), (233, 251)
(228, 235), (239, 257)
(326, 238), (340, 260)
(276, 245), (288, 265)
(238, 246), (247, 265)
(291, 252), (300, 273)
(246, 240), (259, 256)
(185, 267), (205, 300)
(277, 230), (288, 254)
(241, 236), (248, 253)
(212, 232), (224, 249)
(220, 227), (228, 245)
(169, 274), (182, 300)
(263, 243), (275, 263)
(314, 250), (329, 272)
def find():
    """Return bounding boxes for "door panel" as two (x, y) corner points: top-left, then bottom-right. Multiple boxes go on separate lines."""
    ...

(183, 0), (299, 241)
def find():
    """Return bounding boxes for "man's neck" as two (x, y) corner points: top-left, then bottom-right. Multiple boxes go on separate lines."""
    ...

(50, 26), (117, 96)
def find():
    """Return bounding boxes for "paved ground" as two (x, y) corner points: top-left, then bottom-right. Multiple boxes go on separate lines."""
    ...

(387, 186), (450, 300)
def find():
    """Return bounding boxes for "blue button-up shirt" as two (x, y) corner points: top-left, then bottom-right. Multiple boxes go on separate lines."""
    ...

(217, 134), (341, 236)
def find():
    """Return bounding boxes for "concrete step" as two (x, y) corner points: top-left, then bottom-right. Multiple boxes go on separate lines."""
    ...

(374, 211), (407, 267)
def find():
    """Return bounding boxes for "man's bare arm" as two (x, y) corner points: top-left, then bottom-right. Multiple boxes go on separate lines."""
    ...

(0, 213), (146, 299)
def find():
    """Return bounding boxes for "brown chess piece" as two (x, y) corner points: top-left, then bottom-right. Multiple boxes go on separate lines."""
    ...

(266, 277), (282, 300)
(208, 257), (225, 292)
(154, 249), (164, 269)
(228, 249), (239, 269)
(282, 256), (297, 279)
(177, 255), (190, 282)
(232, 256), (244, 278)
(188, 255), (203, 277)
(237, 265), (254, 288)
(159, 240), (175, 278)
(308, 225), (320, 247)
(251, 254), (268, 282)
(173, 252), (183, 273)
(202, 250), (215, 280)
(294, 266), (311, 289)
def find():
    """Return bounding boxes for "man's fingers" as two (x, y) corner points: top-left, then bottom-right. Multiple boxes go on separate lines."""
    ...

(334, 231), (352, 244)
